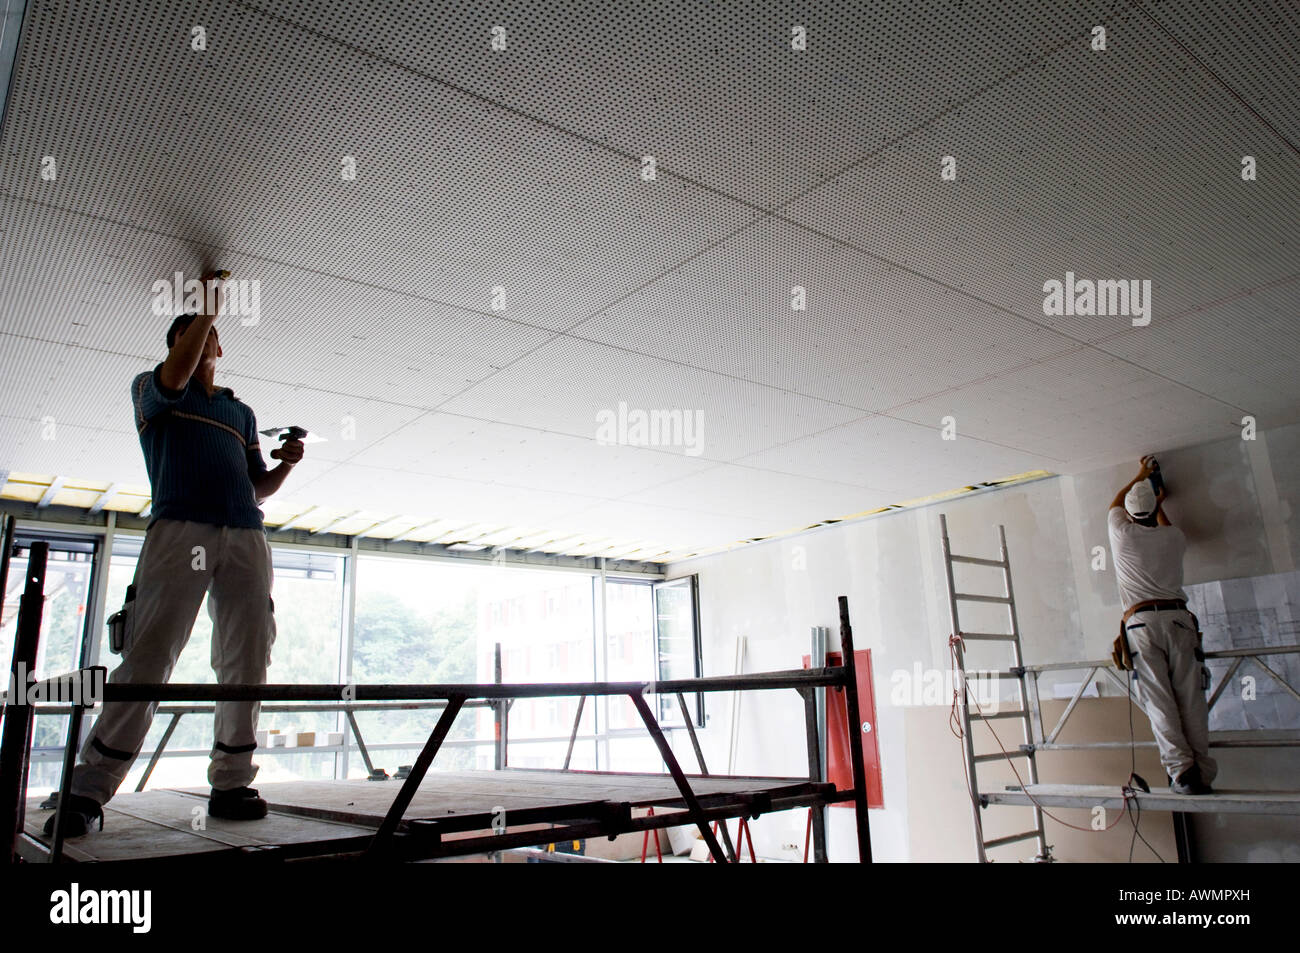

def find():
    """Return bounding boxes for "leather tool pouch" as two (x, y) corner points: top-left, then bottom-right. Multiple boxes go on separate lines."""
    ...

(106, 584), (136, 655)
(1111, 620), (1134, 671)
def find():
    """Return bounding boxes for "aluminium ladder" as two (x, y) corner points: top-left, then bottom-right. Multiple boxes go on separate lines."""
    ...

(938, 514), (1050, 863)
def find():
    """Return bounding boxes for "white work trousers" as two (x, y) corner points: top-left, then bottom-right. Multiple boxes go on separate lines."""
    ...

(1126, 608), (1217, 785)
(71, 519), (276, 804)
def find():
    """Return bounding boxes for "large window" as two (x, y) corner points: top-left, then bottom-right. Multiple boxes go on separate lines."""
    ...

(93, 536), (345, 791)
(11, 521), (688, 795)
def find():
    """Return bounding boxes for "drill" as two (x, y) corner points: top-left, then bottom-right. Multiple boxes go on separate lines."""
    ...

(1146, 456), (1164, 496)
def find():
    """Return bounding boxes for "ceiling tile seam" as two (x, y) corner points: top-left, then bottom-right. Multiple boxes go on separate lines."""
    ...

(764, 11), (1100, 213)
(229, 0), (779, 216)
(866, 273), (1300, 422)
(589, 405), (1078, 510)
(2, 326), (1055, 481)
(0, 412), (129, 436)
(0, 195), (899, 419)
(740, 408), (1070, 468)
(396, 216), (886, 417)
(765, 0), (1296, 217)
(765, 212), (1259, 417)
(1133, 2), (1300, 158)
(611, 417), (1066, 509)
(1082, 271), (1300, 352)
(0, 192), (562, 340)
(294, 404), (730, 493)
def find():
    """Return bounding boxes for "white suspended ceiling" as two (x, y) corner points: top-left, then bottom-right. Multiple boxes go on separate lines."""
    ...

(0, 1), (1297, 561)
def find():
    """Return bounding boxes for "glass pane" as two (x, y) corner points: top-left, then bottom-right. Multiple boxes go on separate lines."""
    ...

(607, 736), (668, 773)
(654, 577), (700, 726)
(605, 580), (654, 730)
(481, 568), (593, 752)
(352, 556), (491, 773)
(352, 556), (597, 773)
(1, 546), (94, 680)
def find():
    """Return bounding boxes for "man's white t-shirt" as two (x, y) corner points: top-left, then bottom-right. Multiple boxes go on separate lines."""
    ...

(1107, 507), (1187, 610)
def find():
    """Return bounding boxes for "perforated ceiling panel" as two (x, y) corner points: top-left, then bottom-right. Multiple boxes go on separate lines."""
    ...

(1, 1), (1298, 559)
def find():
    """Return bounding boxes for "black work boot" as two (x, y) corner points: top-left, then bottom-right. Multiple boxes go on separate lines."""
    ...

(209, 786), (268, 820)
(42, 793), (104, 837)
(1170, 766), (1213, 795)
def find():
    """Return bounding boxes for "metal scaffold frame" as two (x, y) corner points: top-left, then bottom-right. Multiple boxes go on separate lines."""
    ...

(1, 515), (873, 864)
(939, 513), (1300, 864)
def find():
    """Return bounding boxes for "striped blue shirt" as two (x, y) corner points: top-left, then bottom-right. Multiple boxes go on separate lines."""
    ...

(132, 364), (268, 528)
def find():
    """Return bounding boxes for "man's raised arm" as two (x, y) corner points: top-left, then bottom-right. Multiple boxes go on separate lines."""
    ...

(1109, 458), (1154, 513)
(159, 272), (223, 392)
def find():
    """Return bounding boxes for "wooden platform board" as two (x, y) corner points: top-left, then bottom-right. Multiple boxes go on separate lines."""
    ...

(180, 768), (818, 825)
(986, 783), (1300, 815)
(22, 790), (371, 863)
(21, 768), (821, 862)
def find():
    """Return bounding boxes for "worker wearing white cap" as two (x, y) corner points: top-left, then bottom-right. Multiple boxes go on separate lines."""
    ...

(1107, 456), (1216, 795)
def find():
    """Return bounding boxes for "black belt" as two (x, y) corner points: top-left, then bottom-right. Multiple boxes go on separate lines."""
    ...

(1123, 598), (1186, 622)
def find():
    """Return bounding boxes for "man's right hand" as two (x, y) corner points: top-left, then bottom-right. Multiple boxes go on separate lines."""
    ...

(199, 270), (226, 317)
(160, 270), (225, 391)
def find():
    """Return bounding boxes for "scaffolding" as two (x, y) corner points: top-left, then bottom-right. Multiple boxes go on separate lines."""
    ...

(1, 520), (873, 864)
(940, 513), (1300, 864)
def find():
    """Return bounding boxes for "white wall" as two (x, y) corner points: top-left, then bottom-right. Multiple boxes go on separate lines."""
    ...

(666, 423), (1300, 862)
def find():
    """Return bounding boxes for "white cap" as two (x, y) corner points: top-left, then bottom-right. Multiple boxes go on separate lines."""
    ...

(1125, 481), (1157, 519)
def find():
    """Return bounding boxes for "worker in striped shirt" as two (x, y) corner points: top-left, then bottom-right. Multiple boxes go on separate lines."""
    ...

(47, 272), (305, 836)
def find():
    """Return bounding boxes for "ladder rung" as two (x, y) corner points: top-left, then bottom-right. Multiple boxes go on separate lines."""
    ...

(949, 554), (1007, 568)
(954, 593), (1012, 604)
(983, 831), (1040, 850)
(990, 671), (1025, 679)
(972, 709), (1028, 720)
(973, 751), (1031, 763)
(1036, 741), (1157, 750)
(958, 632), (1017, 641)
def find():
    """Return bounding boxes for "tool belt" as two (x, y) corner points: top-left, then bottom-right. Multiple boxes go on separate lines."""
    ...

(1112, 599), (1198, 671)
